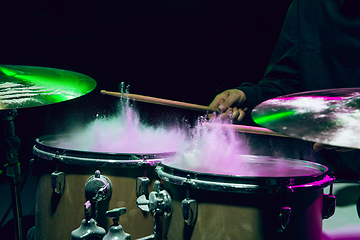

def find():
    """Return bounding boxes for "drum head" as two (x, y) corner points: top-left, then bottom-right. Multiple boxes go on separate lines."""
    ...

(34, 134), (176, 167)
(156, 155), (332, 193)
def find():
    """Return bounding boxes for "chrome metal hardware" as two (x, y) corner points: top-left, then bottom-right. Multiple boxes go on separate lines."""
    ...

(136, 180), (173, 218)
(85, 170), (112, 202)
(278, 206), (291, 233)
(51, 171), (65, 195)
(137, 195), (150, 212)
(182, 198), (198, 226)
(3, 162), (21, 178)
(136, 176), (150, 197)
(323, 183), (336, 219)
(71, 219), (106, 240)
(71, 200), (106, 240)
(103, 208), (131, 240)
(29, 158), (37, 177)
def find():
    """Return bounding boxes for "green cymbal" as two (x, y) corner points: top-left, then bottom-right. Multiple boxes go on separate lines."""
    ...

(0, 65), (96, 109)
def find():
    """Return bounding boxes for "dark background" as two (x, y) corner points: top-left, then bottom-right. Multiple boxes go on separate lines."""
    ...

(0, 0), (292, 166)
(0, 0), (292, 238)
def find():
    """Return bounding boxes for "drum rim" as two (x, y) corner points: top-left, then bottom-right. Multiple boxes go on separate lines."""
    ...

(156, 155), (333, 193)
(34, 134), (176, 166)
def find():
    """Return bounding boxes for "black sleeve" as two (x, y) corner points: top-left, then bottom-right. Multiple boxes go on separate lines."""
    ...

(238, 1), (301, 112)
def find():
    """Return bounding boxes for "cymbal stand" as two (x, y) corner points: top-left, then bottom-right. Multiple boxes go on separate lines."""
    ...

(1, 109), (23, 240)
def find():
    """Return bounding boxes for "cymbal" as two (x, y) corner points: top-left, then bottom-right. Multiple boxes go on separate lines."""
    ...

(251, 88), (360, 149)
(0, 65), (97, 110)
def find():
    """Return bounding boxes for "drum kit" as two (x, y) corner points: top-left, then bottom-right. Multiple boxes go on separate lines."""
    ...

(1, 65), (359, 240)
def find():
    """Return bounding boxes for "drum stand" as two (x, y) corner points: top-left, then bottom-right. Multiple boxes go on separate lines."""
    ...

(1, 109), (23, 240)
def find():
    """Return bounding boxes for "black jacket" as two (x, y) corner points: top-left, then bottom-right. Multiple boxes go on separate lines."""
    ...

(240, 0), (360, 111)
(238, 0), (360, 180)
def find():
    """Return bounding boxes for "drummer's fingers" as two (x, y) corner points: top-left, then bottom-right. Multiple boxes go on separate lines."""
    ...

(208, 106), (221, 120)
(209, 94), (227, 120)
(338, 148), (355, 152)
(208, 112), (216, 120)
(313, 143), (325, 152)
(333, 147), (355, 152)
(313, 143), (355, 152)
(232, 107), (246, 123)
(237, 107), (247, 121)
(231, 107), (240, 120)
(209, 92), (227, 109)
(209, 108), (232, 121)
(220, 108), (233, 121)
(219, 90), (245, 112)
(314, 143), (338, 152)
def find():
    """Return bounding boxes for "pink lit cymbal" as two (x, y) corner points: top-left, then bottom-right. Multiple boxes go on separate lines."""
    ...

(251, 88), (360, 149)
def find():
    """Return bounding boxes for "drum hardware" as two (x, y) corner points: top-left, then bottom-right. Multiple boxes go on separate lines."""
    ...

(84, 170), (112, 223)
(278, 206), (291, 233)
(103, 208), (131, 240)
(48, 156), (66, 195)
(85, 170), (112, 203)
(29, 158), (37, 177)
(136, 176), (150, 197)
(71, 200), (106, 240)
(322, 183), (336, 219)
(180, 179), (198, 227)
(181, 198), (198, 226)
(136, 180), (173, 239)
(130, 154), (142, 161)
(51, 171), (66, 195)
(136, 180), (173, 217)
(1, 109), (23, 240)
(277, 189), (291, 233)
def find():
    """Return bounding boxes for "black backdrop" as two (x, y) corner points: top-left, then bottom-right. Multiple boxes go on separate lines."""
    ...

(0, 0), (292, 170)
(0, 1), (295, 238)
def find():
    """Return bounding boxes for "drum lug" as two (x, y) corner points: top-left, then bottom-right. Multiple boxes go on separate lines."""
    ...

(51, 171), (65, 195)
(277, 206), (291, 233)
(182, 198), (198, 226)
(29, 158), (37, 177)
(103, 208), (131, 240)
(136, 180), (173, 218)
(136, 176), (150, 197)
(322, 183), (336, 219)
(323, 194), (336, 219)
(85, 170), (112, 202)
(71, 200), (106, 240)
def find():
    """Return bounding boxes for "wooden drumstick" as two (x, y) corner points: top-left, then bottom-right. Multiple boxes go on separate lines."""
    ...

(101, 90), (219, 113)
(206, 123), (288, 138)
(101, 90), (286, 137)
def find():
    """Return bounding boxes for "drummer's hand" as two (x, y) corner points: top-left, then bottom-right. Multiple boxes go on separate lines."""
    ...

(313, 142), (355, 152)
(208, 89), (247, 122)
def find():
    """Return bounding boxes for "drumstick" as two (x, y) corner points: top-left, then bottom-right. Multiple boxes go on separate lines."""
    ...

(207, 123), (288, 138)
(101, 90), (219, 113)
